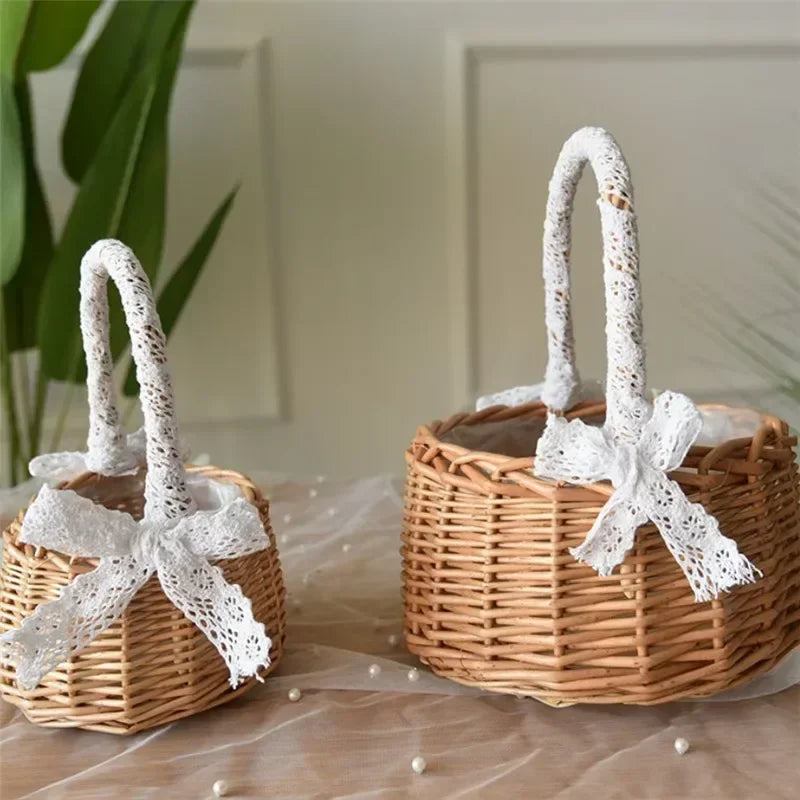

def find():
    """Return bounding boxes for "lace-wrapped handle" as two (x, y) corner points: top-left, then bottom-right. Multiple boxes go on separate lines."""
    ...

(541, 126), (650, 443)
(80, 240), (195, 522)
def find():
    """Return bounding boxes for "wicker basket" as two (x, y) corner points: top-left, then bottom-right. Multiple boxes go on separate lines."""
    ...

(0, 242), (286, 733)
(401, 128), (800, 705)
(0, 467), (285, 734)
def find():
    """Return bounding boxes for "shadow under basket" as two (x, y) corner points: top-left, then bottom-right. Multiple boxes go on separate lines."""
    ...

(402, 401), (800, 705)
(0, 465), (287, 734)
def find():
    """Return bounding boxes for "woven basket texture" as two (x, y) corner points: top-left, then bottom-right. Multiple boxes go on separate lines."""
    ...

(0, 465), (286, 734)
(402, 401), (800, 705)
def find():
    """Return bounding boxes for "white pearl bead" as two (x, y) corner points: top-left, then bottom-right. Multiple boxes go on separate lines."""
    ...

(407, 667), (420, 682)
(368, 663), (381, 678)
(283, 513), (292, 524)
(342, 542), (351, 553)
(279, 534), (288, 545)
(288, 687), (302, 702)
(411, 756), (427, 774)
(674, 737), (690, 755)
(388, 634), (399, 647)
(212, 779), (229, 797)
(309, 488), (318, 498)
(327, 507), (336, 517)
(316, 475), (326, 483)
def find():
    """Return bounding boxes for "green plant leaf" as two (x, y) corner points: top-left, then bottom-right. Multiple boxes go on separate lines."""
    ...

(0, 75), (24, 284)
(61, 0), (187, 184)
(37, 1), (194, 383)
(0, 0), (31, 76)
(2, 78), (54, 349)
(15, 0), (102, 74)
(123, 187), (238, 396)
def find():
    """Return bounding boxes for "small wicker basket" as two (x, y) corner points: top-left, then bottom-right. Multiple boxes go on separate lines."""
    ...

(402, 128), (800, 705)
(0, 242), (286, 733)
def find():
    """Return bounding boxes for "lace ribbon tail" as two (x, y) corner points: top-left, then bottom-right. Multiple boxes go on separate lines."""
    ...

(155, 541), (272, 689)
(570, 492), (646, 577)
(647, 475), (762, 603)
(0, 557), (148, 690)
(176, 498), (270, 561)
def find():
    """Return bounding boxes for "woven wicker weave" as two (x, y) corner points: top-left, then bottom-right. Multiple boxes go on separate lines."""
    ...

(0, 465), (286, 734)
(402, 401), (800, 705)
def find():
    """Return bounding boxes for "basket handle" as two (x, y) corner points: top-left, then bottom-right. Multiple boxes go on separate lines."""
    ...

(80, 240), (195, 522)
(540, 126), (650, 443)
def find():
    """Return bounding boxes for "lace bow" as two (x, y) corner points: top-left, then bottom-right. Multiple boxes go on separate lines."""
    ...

(535, 391), (761, 602)
(0, 486), (272, 690)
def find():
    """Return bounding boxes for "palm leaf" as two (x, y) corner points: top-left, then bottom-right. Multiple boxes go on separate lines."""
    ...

(2, 78), (54, 349)
(0, 76), (24, 284)
(0, 0), (31, 76)
(37, 1), (194, 383)
(61, 0), (188, 183)
(15, 0), (101, 74)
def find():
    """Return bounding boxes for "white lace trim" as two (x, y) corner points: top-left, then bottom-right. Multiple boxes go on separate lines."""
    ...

(476, 380), (605, 412)
(80, 240), (193, 522)
(542, 127), (649, 443)
(29, 427), (191, 485)
(0, 484), (271, 691)
(29, 427), (146, 483)
(535, 392), (760, 601)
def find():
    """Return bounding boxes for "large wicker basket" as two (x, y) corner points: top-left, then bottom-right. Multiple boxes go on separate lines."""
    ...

(0, 241), (286, 733)
(401, 128), (800, 705)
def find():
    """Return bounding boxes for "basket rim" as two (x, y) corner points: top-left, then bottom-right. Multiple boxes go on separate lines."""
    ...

(406, 400), (796, 500)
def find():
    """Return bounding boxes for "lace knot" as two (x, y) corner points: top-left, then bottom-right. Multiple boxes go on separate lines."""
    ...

(130, 525), (162, 564)
(608, 441), (641, 491)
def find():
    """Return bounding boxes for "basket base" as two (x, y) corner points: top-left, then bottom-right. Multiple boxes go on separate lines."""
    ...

(0, 661), (281, 735)
(408, 632), (800, 706)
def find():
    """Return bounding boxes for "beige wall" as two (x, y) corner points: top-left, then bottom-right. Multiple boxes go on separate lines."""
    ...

(12, 1), (800, 481)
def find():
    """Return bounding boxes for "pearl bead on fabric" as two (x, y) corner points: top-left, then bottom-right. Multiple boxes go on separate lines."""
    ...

(411, 756), (427, 774)
(212, 779), (229, 797)
(674, 737), (690, 755)
(368, 663), (381, 678)
(288, 687), (302, 702)
(407, 667), (420, 682)
(388, 634), (399, 647)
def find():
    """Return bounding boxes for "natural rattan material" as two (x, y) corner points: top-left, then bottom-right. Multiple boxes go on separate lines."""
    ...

(0, 465), (286, 734)
(402, 401), (800, 705)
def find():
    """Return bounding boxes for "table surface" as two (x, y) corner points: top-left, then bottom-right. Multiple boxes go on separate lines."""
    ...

(1, 476), (798, 799)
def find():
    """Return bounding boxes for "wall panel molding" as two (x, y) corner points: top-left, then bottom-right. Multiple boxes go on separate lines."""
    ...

(445, 9), (800, 408)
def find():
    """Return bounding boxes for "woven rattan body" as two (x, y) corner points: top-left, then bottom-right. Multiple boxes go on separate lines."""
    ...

(0, 466), (286, 734)
(402, 402), (800, 705)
